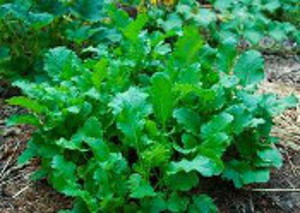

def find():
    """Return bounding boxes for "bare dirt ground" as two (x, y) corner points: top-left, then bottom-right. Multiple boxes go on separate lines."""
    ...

(0, 54), (299, 212)
(0, 101), (72, 212)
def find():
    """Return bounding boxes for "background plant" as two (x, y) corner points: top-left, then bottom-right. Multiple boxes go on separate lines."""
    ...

(1, 0), (299, 82)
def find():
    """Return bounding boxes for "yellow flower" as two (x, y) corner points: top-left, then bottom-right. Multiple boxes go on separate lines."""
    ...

(150, 0), (159, 5)
(163, 0), (175, 6)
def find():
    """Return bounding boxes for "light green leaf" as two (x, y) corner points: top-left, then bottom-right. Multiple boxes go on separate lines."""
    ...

(151, 73), (174, 127)
(123, 13), (148, 41)
(7, 96), (46, 113)
(141, 143), (171, 167)
(92, 58), (108, 90)
(55, 138), (85, 151)
(173, 26), (203, 65)
(6, 114), (40, 127)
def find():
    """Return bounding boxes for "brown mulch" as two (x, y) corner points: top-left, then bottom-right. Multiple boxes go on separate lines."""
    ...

(0, 55), (299, 212)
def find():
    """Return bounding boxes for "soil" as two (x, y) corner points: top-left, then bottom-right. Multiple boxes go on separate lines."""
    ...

(0, 104), (72, 212)
(0, 54), (299, 212)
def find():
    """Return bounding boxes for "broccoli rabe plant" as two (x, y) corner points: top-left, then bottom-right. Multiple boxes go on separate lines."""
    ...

(7, 7), (297, 212)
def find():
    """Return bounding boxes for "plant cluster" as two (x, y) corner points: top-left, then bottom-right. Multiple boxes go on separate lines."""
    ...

(2, 0), (298, 212)
(0, 0), (299, 80)
(0, 0), (109, 79)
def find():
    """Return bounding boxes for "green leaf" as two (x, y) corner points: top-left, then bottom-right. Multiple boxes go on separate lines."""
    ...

(51, 155), (80, 196)
(173, 26), (203, 65)
(226, 104), (252, 134)
(213, 0), (232, 11)
(28, 12), (54, 30)
(216, 38), (237, 73)
(7, 96), (46, 113)
(168, 155), (224, 177)
(65, 26), (97, 44)
(262, 94), (298, 116)
(201, 112), (234, 139)
(264, 0), (281, 12)
(44, 47), (82, 81)
(0, 46), (10, 61)
(17, 140), (36, 165)
(193, 9), (217, 27)
(189, 195), (218, 213)
(222, 160), (270, 188)
(167, 193), (189, 212)
(199, 133), (230, 157)
(75, 117), (103, 139)
(92, 58), (108, 90)
(85, 138), (110, 162)
(123, 13), (148, 41)
(107, 5), (130, 29)
(55, 138), (84, 151)
(141, 143), (171, 167)
(173, 108), (201, 134)
(256, 147), (282, 168)
(165, 172), (199, 191)
(233, 50), (264, 86)
(128, 174), (156, 199)
(109, 87), (152, 145)
(159, 13), (183, 32)
(71, 0), (104, 21)
(6, 114), (40, 127)
(141, 193), (167, 213)
(150, 73), (174, 127)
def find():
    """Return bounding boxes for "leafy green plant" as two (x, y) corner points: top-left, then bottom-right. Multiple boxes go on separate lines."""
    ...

(148, 0), (299, 51)
(7, 6), (297, 212)
(1, 0), (299, 81)
(0, 0), (110, 79)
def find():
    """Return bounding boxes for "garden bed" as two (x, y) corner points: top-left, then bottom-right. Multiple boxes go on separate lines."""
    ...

(0, 54), (299, 212)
